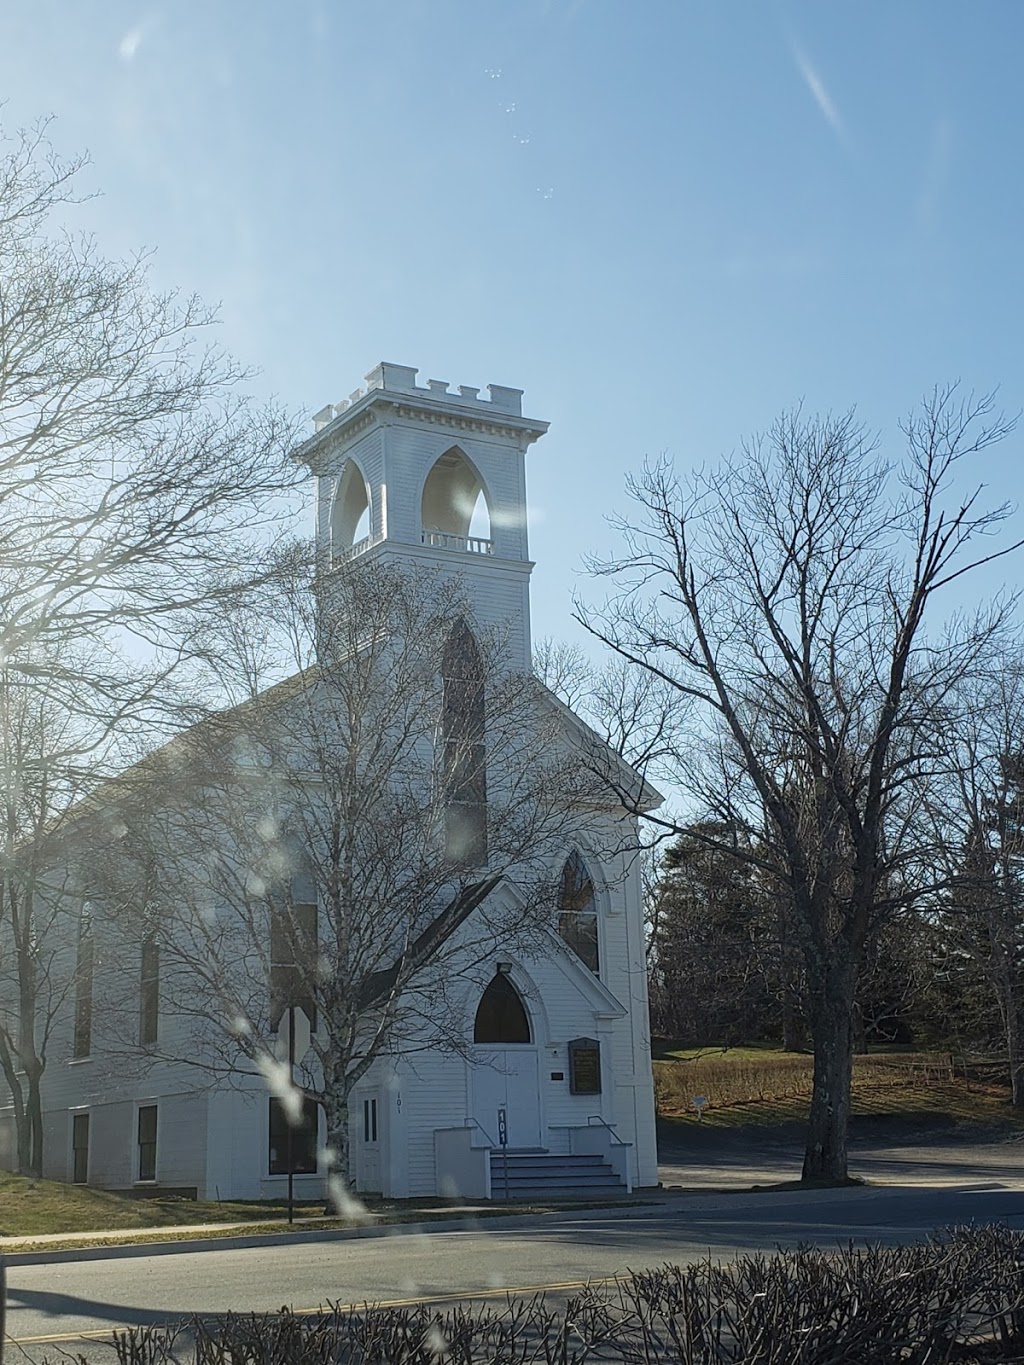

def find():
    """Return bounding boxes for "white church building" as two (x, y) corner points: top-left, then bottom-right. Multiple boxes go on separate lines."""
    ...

(0, 364), (659, 1202)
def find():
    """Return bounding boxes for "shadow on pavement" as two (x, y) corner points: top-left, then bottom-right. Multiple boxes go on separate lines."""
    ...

(6, 1283), (191, 1329)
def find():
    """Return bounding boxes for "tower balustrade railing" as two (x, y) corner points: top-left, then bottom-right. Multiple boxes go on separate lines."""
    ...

(421, 529), (494, 555)
(331, 531), (384, 567)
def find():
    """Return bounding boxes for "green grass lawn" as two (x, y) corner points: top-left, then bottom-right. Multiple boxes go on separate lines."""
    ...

(0, 1172), (334, 1238)
(0, 1171), (610, 1244)
(0, 1172), (523, 1240)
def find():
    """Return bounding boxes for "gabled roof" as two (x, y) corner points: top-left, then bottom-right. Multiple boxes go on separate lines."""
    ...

(358, 874), (502, 1008)
(544, 925), (629, 1020)
(535, 683), (664, 814)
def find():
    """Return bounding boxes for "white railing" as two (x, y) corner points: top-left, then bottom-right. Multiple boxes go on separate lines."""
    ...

(421, 530), (494, 555)
(570, 1117), (633, 1192)
(587, 1115), (630, 1144)
(332, 531), (384, 567)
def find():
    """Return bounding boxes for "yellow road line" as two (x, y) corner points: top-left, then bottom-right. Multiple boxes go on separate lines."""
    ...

(7, 1275), (625, 1346)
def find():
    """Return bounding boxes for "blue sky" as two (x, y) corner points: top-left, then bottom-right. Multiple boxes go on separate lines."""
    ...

(1, 2), (1022, 649)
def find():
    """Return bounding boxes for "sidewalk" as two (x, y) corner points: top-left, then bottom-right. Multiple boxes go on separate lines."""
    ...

(658, 1128), (1024, 1193)
(3, 1178), (955, 1268)
(10, 1125), (1019, 1267)
(0, 1197), (658, 1266)
(0, 1207), (476, 1250)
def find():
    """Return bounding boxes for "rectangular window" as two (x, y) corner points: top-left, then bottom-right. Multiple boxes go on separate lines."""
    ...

(363, 1096), (378, 1143)
(73, 917), (94, 1059)
(270, 901), (318, 1033)
(137, 1104), (157, 1181)
(140, 935), (159, 1045)
(72, 1112), (89, 1184)
(268, 1096), (318, 1175)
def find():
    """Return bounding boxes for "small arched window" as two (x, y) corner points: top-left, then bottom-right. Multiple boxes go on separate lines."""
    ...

(474, 972), (531, 1044)
(442, 620), (487, 865)
(558, 853), (599, 975)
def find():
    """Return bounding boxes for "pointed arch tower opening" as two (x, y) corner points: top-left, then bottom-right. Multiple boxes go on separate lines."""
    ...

(331, 462), (372, 563)
(421, 447), (493, 554)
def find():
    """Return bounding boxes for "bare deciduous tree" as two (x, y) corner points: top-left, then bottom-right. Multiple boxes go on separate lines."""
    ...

(579, 390), (1019, 1182)
(89, 555), (608, 1195)
(934, 656), (1024, 1104)
(0, 122), (299, 1175)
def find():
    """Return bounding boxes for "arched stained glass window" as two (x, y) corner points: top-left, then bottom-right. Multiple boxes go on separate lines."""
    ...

(474, 972), (531, 1044)
(442, 619), (487, 865)
(558, 852), (599, 975)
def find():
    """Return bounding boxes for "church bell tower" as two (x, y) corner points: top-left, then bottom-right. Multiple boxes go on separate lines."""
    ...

(292, 362), (549, 671)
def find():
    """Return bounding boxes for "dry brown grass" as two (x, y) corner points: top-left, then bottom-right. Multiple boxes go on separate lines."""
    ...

(654, 1049), (957, 1118)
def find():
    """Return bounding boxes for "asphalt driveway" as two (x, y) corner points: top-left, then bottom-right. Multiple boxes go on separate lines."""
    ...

(658, 1115), (1024, 1190)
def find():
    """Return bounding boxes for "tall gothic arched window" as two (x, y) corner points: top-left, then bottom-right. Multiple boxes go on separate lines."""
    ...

(474, 972), (531, 1044)
(442, 620), (487, 865)
(269, 844), (318, 1032)
(558, 852), (599, 974)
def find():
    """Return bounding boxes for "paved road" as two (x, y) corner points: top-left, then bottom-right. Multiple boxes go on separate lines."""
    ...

(7, 1184), (1024, 1353)
(658, 1120), (1024, 1190)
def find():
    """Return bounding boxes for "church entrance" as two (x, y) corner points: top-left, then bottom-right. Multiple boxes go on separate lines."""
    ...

(471, 972), (542, 1149)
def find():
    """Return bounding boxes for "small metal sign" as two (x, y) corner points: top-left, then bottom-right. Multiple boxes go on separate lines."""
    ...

(692, 1095), (708, 1121)
(274, 1005), (312, 1066)
(497, 1107), (508, 1148)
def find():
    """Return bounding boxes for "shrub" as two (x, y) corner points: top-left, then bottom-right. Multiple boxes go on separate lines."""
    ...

(108, 1225), (1024, 1364)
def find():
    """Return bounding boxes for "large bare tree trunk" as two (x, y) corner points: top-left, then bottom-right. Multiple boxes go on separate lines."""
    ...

(323, 1073), (353, 1204)
(27, 1068), (44, 1178)
(852, 1001), (869, 1056)
(17, 935), (44, 1177)
(997, 977), (1024, 1108)
(782, 1009), (805, 1053)
(8, 1080), (29, 1175)
(802, 979), (856, 1184)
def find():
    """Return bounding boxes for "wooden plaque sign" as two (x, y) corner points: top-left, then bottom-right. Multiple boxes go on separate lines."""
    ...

(568, 1036), (601, 1095)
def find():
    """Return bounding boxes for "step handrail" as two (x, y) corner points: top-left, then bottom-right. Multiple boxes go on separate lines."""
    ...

(468, 1117), (513, 1203)
(465, 1117), (514, 1201)
(587, 1115), (631, 1146)
(465, 1116), (498, 1149)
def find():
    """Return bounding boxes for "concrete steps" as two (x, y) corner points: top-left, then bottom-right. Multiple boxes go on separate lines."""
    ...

(488, 1150), (627, 1200)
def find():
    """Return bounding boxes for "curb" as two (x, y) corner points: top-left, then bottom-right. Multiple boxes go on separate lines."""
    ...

(0, 1200), (667, 1267)
(0, 1181), (925, 1268)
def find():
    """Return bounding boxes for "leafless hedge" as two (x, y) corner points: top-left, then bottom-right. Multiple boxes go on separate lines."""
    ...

(108, 1225), (1024, 1364)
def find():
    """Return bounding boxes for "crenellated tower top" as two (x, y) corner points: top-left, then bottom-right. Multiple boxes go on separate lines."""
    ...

(309, 362), (533, 429)
(292, 363), (549, 672)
